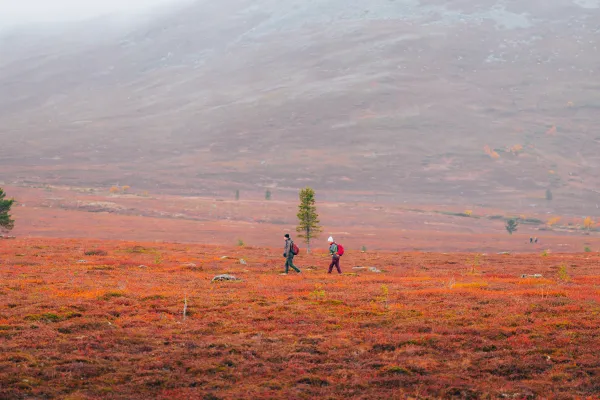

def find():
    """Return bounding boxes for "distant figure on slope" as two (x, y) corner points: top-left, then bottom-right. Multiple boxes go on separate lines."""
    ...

(327, 236), (344, 274)
(534, 237), (538, 244)
(283, 234), (301, 275)
(530, 237), (533, 244)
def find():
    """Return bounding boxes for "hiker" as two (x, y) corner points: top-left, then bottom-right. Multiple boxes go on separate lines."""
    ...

(283, 234), (301, 274)
(327, 236), (343, 274)
(530, 237), (533, 244)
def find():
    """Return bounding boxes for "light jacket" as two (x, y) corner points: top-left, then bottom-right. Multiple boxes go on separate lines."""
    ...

(329, 243), (338, 256)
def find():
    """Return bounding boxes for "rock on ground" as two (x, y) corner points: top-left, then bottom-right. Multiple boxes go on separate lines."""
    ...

(212, 274), (241, 282)
(520, 273), (543, 278)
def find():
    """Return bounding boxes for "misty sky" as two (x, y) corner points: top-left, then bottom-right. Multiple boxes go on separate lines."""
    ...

(0, 0), (179, 28)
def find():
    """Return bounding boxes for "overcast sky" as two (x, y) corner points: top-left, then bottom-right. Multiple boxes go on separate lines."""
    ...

(0, 0), (183, 28)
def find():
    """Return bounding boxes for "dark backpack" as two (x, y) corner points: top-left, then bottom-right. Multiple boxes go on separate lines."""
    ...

(291, 242), (300, 256)
(337, 243), (345, 256)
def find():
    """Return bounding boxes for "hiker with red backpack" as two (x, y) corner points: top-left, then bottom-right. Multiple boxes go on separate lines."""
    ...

(283, 233), (301, 274)
(327, 236), (344, 274)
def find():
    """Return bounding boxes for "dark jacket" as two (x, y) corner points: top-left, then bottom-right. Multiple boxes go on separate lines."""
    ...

(284, 238), (293, 258)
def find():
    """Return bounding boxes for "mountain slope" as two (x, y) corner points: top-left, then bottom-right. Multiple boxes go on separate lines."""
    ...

(1, 0), (599, 213)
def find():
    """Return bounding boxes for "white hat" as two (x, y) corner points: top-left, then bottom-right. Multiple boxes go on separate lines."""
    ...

(328, 236), (334, 243)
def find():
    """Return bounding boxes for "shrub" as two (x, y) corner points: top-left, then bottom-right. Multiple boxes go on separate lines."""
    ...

(84, 249), (108, 256)
(520, 218), (543, 225)
(541, 249), (549, 257)
(468, 254), (481, 273)
(441, 211), (472, 217)
(547, 217), (561, 227)
(505, 219), (519, 235)
(99, 291), (125, 300)
(125, 246), (157, 254)
(383, 366), (412, 375)
(557, 264), (570, 282)
(24, 313), (61, 323)
(296, 377), (330, 387)
(310, 284), (326, 301)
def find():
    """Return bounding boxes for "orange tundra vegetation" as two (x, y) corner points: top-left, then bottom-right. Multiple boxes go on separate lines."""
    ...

(583, 217), (595, 231)
(483, 145), (500, 159)
(2, 238), (600, 399)
(547, 216), (561, 227)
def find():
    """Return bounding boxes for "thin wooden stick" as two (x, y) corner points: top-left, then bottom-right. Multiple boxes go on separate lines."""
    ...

(183, 294), (188, 321)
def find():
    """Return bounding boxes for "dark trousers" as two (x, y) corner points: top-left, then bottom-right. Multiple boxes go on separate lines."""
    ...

(328, 256), (341, 274)
(285, 256), (301, 273)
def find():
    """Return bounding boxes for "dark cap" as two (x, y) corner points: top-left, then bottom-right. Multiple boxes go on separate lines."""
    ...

(284, 233), (290, 238)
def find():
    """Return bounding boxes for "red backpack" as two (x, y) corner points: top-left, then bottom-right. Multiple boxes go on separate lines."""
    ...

(291, 242), (300, 255)
(336, 243), (344, 256)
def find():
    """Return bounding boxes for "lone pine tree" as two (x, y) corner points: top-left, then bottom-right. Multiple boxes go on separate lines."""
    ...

(0, 187), (15, 233)
(505, 218), (519, 235)
(296, 187), (322, 253)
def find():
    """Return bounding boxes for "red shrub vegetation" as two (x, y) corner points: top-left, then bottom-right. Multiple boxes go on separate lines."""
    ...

(1, 238), (599, 398)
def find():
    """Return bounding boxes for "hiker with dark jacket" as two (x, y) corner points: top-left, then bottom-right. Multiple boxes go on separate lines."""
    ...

(328, 236), (342, 274)
(283, 234), (301, 274)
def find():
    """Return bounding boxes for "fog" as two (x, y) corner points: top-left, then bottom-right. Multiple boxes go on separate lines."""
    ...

(0, 0), (185, 30)
(1, 0), (598, 215)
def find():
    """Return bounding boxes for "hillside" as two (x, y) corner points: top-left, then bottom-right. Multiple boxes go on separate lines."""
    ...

(1, 0), (600, 213)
